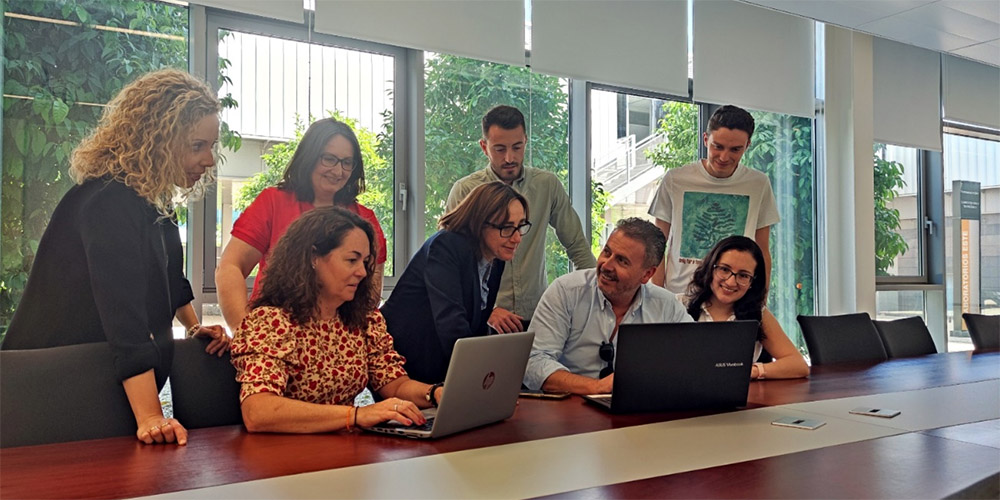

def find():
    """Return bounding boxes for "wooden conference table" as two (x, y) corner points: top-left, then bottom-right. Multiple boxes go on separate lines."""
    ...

(2, 351), (998, 499)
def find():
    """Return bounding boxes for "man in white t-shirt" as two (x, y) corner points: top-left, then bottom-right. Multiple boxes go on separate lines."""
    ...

(648, 105), (779, 294)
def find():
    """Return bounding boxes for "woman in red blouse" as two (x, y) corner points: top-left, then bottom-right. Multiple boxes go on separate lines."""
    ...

(230, 207), (441, 432)
(217, 118), (388, 333)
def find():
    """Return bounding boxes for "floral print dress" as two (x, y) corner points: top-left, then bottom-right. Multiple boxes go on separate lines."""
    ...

(231, 306), (408, 404)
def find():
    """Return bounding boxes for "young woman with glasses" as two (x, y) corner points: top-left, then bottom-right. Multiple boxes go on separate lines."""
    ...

(681, 236), (808, 380)
(216, 118), (387, 333)
(381, 182), (530, 383)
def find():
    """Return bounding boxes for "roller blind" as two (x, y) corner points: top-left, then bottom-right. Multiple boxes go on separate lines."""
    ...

(314, 0), (525, 66)
(530, 0), (688, 96)
(693, 0), (814, 117)
(191, 0), (304, 24)
(942, 55), (1000, 130)
(873, 37), (942, 151)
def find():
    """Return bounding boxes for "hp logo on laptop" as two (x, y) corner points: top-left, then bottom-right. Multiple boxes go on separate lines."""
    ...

(482, 371), (495, 390)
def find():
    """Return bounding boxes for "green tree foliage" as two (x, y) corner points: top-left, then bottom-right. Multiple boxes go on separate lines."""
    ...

(590, 181), (610, 255)
(873, 143), (909, 276)
(423, 54), (576, 283)
(1, 0), (239, 333)
(646, 101), (699, 170)
(743, 112), (814, 348)
(236, 112), (394, 274)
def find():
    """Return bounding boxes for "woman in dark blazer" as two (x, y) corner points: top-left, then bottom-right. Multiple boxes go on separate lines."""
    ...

(2, 69), (227, 446)
(382, 182), (530, 383)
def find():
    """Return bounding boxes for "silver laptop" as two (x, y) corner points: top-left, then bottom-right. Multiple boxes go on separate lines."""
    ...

(370, 331), (534, 439)
(583, 321), (758, 414)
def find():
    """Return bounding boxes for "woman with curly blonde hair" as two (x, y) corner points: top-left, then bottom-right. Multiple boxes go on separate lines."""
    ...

(3, 68), (228, 446)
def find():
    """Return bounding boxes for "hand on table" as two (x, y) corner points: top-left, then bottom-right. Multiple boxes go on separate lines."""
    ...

(137, 416), (188, 446)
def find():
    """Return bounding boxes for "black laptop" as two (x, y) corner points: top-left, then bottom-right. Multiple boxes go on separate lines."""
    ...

(583, 321), (759, 413)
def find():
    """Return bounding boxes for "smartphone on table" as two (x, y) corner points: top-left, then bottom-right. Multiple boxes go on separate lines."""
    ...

(771, 416), (826, 430)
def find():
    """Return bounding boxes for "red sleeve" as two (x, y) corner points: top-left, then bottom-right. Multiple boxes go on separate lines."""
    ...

(231, 187), (278, 255)
(354, 203), (388, 265)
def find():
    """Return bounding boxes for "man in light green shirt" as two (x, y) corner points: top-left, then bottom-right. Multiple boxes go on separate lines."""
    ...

(446, 105), (596, 332)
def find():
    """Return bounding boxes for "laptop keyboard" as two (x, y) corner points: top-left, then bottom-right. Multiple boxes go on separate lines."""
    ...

(374, 417), (435, 431)
(409, 418), (435, 431)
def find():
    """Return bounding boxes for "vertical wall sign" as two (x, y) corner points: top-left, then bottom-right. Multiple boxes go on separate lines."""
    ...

(952, 180), (981, 333)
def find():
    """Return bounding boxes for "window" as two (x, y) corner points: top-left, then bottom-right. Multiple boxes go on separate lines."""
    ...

(744, 109), (815, 349)
(875, 291), (925, 322)
(589, 89), (697, 253)
(423, 54), (572, 283)
(943, 131), (999, 348)
(874, 144), (924, 279)
(1, 0), (189, 335)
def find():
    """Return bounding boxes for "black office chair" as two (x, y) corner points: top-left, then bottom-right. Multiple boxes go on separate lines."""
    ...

(797, 312), (888, 365)
(961, 313), (999, 350)
(169, 337), (243, 429)
(0, 342), (136, 448)
(872, 316), (938, 358)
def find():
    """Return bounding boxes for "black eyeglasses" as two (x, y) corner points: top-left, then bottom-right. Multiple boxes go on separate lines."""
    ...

(712, 264), (754, 287)
(484, 221), (532, 238)
(319, 153), (355, 171)
(598, 341), (615, 379)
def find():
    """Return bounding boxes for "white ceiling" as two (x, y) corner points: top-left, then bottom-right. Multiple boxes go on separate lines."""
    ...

(742, 0), (1000, 67)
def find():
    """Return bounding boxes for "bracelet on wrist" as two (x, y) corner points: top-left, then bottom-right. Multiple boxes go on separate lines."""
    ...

(185, 324), (201, 338)
(345, 406), (355, 432)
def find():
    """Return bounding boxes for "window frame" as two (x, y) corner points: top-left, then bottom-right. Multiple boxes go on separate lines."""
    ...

(873, 145), (944, 287)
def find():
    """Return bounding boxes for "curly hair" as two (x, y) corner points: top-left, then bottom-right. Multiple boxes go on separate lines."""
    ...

(684, 235), (767, 340)
(69, 68), (221, 216)
(277, 118), (366, 205)
(439, 182), (528, 259)
(250, 206), (377, 330)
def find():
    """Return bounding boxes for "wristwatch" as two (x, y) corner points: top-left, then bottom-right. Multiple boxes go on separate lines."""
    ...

(426, 383), (444, 407)
(753, 362), (766, 380)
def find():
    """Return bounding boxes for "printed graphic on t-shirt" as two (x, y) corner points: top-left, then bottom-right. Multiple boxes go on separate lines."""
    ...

(679, 191), (749, 261)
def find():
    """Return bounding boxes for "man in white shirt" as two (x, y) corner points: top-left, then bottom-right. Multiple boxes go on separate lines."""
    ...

(648, 105), (779, 293)
(523, 218), (692, 395)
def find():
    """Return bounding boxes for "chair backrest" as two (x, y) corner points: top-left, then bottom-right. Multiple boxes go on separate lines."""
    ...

(872, 316), (938, 358)
(169, 338), (242, 429)
(0, 342), (136, 448)
(797, 312), (888, 365)
(962, 313), (1000, 350)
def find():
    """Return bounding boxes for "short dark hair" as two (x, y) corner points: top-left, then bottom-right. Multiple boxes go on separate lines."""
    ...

(278, 118), (366, 205)
(251, 206), (377, 330)
(684, 235), (767, 340)
(706, 105), (755, 139)
(612, 218), (666, 269)
(439, 182), (529, 259)
(482, 105), (526, 138)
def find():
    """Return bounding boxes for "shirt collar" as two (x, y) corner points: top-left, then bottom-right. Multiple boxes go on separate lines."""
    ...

(596, 282), (646, 319)
(484, 165), (526, 185)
